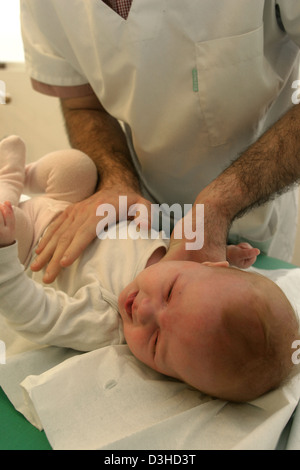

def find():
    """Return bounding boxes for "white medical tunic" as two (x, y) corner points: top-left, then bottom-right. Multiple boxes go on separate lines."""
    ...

(20, 0), (300, 260)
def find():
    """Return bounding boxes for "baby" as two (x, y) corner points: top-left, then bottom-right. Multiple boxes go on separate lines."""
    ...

(119, 260), (299, 402)
(0, 136), (298, 402)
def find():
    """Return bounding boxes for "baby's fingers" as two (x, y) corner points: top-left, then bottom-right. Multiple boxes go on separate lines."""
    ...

(0, 202), (16, 246)
(1, 201), (14, 227)
(2, 201), (13, 217)
(240, 250), (260, 269)
(226, 243), (260, 268)
(240, 246), (260, 259)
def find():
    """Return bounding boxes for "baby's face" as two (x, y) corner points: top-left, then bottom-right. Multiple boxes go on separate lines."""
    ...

(118, 260), (234, 389)
(119, 259), (298, 400)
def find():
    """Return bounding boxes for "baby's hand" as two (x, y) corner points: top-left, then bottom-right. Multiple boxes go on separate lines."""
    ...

(226, 242), (260, 269)
(0, 202), (16, 248)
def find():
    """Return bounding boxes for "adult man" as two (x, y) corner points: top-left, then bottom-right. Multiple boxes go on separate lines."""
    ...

(20, 0), (300, 282)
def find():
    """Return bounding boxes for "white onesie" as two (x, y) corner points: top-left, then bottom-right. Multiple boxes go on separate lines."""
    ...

(0, 221), (168, 351)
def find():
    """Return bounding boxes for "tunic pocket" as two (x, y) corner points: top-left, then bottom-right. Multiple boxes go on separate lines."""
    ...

(195, 26), (283, 147)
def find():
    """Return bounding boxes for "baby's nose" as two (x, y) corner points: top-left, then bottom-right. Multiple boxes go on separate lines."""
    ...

(136, 297), (155, 325)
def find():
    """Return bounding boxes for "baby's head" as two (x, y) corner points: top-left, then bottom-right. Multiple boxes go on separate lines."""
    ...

(118, 260), (299, 402)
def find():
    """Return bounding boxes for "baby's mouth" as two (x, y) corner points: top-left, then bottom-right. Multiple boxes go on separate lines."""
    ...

(125, 291), (138, 317)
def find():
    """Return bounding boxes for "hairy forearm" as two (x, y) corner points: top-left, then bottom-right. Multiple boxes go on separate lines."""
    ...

(61, 96), (140, 192)
(197, 104), (300, 224)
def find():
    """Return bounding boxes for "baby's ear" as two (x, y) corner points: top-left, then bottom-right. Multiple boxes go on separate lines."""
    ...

(201, 261), (229, 268)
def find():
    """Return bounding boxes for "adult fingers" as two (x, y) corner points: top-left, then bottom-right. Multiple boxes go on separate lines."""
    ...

(59, 221), (98, 267)
(34, 209), (70, 255)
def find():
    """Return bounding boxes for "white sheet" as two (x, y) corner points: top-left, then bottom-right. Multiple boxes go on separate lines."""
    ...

(1, 267), (300, 450)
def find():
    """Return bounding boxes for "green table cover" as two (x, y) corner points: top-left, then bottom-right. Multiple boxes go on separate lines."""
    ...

(0, 387), (51, 450)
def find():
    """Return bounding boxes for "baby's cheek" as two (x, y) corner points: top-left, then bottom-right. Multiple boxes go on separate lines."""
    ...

(123, 325), (136, 350)
(124, 329), (148, 364)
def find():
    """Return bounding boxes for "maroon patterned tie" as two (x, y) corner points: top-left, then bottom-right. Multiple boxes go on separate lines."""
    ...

(103, 0), (132, 19)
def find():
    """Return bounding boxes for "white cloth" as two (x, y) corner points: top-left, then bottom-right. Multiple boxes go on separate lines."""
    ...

(20, 344), (300, 450)
(1, 266), (300, 450)
(20, 0), (300, 260)
(0, 222), (168, 351)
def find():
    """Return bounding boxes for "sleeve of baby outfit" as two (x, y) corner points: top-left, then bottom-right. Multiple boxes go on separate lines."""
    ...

(20, 0), (95, 98)
(0, 244), (123, 352)
(276, 1), (300, 48)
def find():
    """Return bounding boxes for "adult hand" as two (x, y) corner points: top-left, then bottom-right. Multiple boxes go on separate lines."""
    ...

(162, 198), (229, 264)
(163, 213), (260, 268)
(31, 187), (152, 283)
(164, 103), (300, 265)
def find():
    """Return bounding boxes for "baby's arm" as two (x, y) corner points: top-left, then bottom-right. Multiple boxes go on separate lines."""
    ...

(226, 242), (260, 269)
(0, 203), (120, 351)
